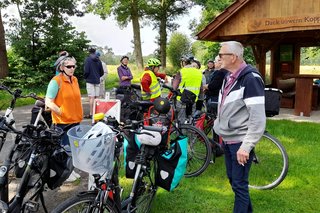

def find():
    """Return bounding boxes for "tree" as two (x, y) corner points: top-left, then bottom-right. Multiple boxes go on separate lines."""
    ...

(145, 0), (193, 69)
(167, 32), (191, 69)
(3, 0), (90, 88)
(87, 0), (145, 69)
(0, 1), (10, 79)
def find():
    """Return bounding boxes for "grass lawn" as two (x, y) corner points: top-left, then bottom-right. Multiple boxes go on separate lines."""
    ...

(119, 119), (320, 213)
(1, 65), (320, 212)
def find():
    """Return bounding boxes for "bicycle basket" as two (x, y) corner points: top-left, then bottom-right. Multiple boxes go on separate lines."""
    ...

(67, 123), (116, 176)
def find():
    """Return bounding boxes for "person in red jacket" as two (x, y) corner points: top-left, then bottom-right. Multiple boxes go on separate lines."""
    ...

(140, 58), (167, 102)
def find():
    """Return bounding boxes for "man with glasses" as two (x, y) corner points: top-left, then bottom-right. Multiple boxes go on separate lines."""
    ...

(213, 41), (266, 213)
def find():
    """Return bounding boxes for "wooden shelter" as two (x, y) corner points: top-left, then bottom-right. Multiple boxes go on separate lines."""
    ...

(197, 0), (320, 116)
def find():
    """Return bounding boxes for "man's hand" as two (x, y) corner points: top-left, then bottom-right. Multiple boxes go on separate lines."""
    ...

(237, 148), (249, 165)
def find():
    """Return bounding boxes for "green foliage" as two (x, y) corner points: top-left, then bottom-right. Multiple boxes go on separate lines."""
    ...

(3, 0), (90, 88)
(167, 32), (191, 69)
(193, 0), (234, 32)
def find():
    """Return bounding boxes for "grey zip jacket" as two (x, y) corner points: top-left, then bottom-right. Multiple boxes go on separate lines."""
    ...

(213, 65), (266, 153)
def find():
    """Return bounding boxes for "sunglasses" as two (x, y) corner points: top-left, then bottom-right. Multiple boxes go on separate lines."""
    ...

(65, 65), (76, 69)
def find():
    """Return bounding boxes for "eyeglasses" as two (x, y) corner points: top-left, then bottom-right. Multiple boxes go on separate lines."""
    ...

(65, 65), (76, 69)
(218, 53), (234, 58)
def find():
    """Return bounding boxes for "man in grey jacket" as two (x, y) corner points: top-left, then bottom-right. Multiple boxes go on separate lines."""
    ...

(214, 41), (266, 213)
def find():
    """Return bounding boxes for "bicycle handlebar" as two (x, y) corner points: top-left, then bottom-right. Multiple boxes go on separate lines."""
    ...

(0, 84), (44, 111)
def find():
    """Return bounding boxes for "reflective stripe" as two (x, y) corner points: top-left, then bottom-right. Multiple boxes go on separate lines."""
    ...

(140, 70), (161, 100)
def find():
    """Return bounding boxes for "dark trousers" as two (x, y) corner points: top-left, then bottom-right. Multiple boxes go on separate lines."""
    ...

(224, 143), (253, 213)
(55, 123), (79, 146)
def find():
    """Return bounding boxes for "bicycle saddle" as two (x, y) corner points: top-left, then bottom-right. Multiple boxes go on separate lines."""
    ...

(131, 84), (141, 90)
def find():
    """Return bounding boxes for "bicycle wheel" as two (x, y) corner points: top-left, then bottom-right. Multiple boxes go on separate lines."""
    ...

(171, 124), (212, 178)
(249, 132), (289, 190)
(132, 160), (157, 213)
(52, 192), (119, 213)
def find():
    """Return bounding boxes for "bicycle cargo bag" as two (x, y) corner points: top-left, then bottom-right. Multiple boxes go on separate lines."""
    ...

(264, 88), (282, 117)
(123, 133), (141, 179)
(180, 89), (196, 105)
(46, 147), (74, 190)
(155, 136), (188, 192)
(13, 141), (32, 178)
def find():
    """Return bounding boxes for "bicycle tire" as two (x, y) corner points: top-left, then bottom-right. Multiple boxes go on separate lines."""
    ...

(170, 124), (212, 178)
(52, 192), (119, 213)
(249, 132), (289, 190)
(131, 160), (157, 213)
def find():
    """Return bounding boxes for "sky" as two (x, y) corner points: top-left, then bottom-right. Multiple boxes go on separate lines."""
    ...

(4, 5), (202, 56)
(68, 6), (202, 55)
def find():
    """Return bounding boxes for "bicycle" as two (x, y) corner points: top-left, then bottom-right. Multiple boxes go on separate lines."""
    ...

(0, 112), (69, 212)
(52, 115), (172, 213)
(116, 84), (144, 122)
(0, 85), (45, 155)
(160, 83), (212, 178)
(189, 88), (289, 189)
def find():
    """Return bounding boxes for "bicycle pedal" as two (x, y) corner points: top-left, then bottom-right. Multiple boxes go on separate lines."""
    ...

(25, 201), (39, 212)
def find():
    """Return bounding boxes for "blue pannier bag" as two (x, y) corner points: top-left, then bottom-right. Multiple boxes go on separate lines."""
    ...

(155, 136), (188, 192)
(123, 134), (141, 179)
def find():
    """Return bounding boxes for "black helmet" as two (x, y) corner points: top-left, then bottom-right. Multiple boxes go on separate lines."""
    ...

(154, 97), (171, 114)
(120, 55), (129, 62)
(181, 54), (194, 64)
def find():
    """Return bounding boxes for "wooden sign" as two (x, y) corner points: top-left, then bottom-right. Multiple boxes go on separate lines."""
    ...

(248, 14), (320, 32)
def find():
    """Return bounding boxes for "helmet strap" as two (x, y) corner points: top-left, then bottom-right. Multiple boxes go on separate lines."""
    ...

(62, 71), (73, 83)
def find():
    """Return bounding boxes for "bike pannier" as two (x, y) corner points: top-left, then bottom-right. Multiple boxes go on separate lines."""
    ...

(123, 133), (141, 179)
(155, 136), (188, 192)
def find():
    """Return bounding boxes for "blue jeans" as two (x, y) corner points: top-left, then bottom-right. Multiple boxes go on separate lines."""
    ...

(224, 143), (253, 213)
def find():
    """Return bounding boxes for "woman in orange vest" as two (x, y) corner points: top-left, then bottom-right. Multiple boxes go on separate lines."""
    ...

(45, 56), (83, 182)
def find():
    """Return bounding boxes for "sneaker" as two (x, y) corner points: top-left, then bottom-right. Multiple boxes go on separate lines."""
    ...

(72, 170), (81, 179)
(65, 171), (81, 183)
(84, 114), (92, 119)
(65, 173), (78, 182)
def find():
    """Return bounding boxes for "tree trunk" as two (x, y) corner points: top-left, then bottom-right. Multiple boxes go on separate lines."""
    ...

(159, 12), (167, 69)
(131, 0), (143, 70)
(0, 10), (9, 79)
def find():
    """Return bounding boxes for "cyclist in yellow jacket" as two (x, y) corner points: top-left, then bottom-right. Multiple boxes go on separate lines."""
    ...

(140, 58), (166, 102)
(172, 54), (204, 123)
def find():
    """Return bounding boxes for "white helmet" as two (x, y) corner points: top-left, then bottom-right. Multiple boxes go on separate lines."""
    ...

(82, 122), (113, 139)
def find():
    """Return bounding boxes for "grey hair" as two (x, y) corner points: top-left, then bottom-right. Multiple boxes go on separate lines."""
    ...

(61, 57), (77, 67)
(220, 41), (244, 60)
(214, 55), (220, 62)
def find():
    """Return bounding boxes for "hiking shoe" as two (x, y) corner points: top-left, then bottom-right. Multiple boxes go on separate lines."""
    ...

(65, 171), (80, 182)
(72, 170), (81, 179)
(84, 114), (92, 119)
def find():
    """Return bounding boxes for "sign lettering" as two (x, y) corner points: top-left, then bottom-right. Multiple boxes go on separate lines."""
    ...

(248, 15), (320, 32)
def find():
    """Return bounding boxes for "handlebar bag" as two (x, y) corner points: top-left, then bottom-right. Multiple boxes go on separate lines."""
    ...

(155, 136), (188, 192)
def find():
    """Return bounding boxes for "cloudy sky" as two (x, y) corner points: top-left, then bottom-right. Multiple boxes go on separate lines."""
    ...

(4, 5), (202, 56)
